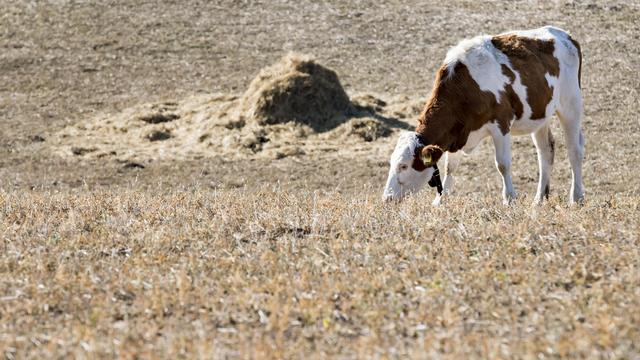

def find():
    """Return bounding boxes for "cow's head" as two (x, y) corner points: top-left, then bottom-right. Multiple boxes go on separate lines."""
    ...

(382, 131), (443, 202)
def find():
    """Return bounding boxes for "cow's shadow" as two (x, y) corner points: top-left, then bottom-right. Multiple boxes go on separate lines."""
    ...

(305, 101), (414, 135)
(350, 103), (414, 132)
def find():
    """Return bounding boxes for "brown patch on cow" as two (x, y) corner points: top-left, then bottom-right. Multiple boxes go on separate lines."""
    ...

(415, 62), (520, 151)
(491, 35), (560, 119)
(500, 64), (524, 122)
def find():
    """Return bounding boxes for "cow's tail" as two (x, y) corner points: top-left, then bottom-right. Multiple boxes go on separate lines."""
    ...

(568, 35), (582, 89)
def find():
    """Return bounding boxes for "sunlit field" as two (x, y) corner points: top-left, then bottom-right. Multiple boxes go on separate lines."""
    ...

(1, 0), (639, 358)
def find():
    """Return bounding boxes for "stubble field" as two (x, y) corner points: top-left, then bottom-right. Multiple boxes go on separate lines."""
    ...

(1, 0), (639, 358)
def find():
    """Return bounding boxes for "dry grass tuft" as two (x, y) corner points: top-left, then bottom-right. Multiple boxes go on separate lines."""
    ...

(1, 188), (638, 358)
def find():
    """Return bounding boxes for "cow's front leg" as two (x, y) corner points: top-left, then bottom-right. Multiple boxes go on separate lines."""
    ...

(432, 152), (460, 206)
(491, 130), (516, 205)
(442, 151), (461, 195)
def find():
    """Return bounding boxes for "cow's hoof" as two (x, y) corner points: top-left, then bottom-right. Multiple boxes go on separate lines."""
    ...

(503, 195), (517, 206)
(569, 196), (585, 206)
(532, 197), (545, 206)
(432, 195), (442, 206)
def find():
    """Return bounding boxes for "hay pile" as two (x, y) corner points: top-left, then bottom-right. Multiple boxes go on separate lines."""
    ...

(238, 54), (354, 131)
(52, 54), (415, 163)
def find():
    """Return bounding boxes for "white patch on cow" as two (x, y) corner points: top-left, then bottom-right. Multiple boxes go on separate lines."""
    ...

(544, 73), (560, 118)
(511, 117), (550, 136)
(382, 131), (435, 201)
(388, 131), (420, 166)
(445, 35), (510, 101)
(505, 26), (556, 41)
(443, 36), (487, 69)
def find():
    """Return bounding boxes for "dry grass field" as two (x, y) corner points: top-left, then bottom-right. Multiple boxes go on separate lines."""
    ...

(1, 0), (639, 359)
(2, 189), (640, 358)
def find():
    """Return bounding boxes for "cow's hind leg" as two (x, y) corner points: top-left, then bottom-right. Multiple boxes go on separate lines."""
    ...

(557, 92), (585, 204)
(490, 128), (516, 205)
(532, 123), (555, 204)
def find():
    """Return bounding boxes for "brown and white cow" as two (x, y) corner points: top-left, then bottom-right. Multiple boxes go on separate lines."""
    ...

(382, 26), (584, 205)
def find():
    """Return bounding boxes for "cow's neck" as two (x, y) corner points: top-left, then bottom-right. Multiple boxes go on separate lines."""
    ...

(414, 62), (498, 153)
(415, 103), (461, 152)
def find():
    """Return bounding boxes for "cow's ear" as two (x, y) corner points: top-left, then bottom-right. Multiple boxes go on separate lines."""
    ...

(421, 145), (443, 166)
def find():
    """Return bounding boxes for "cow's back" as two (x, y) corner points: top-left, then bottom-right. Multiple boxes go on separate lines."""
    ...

(442, 26), (580, 132)
(417, 26), (582, 150)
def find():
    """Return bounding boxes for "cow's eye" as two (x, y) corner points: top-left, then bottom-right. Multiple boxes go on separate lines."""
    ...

(399, 164), (408, 171)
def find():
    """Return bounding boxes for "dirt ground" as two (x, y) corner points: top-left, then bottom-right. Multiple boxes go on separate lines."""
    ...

(1, 0), (637, 194)
(1, 0), (639, 358)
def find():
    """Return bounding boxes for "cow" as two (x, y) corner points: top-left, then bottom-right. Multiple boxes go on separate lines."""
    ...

(382, 26), (584, 205)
